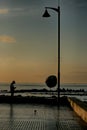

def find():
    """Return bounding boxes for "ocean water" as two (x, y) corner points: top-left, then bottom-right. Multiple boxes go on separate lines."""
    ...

(0, 83), (87, 91)
(0, 83), (87, 101)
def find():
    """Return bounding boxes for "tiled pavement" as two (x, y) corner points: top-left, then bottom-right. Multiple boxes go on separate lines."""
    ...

(0, 104), (87, 130)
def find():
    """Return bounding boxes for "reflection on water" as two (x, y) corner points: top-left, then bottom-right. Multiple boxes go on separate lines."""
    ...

(0, 104), (86, 130)
(0, 104), (72, 120)
(10, 104), (13, 119)
(9, 104), (13, 129)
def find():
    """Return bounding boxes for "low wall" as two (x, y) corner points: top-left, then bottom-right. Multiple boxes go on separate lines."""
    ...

(68, 97), (87, 123)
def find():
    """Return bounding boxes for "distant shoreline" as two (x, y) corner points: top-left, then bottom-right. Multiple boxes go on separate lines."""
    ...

(0, 88), (87, 97)
(0, 87), (86, 92)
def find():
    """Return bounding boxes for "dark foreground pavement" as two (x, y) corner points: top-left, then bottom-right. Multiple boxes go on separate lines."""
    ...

(0, 103), (87, 130)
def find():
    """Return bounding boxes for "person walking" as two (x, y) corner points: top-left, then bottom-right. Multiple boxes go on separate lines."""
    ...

(10, 81), (16, 97)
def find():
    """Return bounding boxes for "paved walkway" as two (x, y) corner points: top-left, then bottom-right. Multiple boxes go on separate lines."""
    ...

(0, 104), (87, 130)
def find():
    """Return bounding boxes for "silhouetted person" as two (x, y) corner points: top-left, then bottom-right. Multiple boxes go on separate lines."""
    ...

(10, 81), (16, 97)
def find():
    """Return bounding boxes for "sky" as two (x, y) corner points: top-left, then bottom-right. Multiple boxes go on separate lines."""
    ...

(0, 0), (87, 84)
(61, 0), (87, 84)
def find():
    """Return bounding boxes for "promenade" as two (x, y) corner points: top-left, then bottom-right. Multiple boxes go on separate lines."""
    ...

(0, 103), (87, 130)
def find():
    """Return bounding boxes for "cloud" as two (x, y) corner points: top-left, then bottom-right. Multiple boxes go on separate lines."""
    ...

(0, 35), (16, 43)
(0, 7), (39, 16)
(0, 9), (9, 14)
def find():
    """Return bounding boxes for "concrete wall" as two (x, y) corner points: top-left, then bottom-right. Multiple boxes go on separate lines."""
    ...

(68, 97), (87, 123)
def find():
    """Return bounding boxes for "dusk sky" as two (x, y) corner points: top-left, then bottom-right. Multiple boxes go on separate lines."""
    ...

(0, 0), (87, 84)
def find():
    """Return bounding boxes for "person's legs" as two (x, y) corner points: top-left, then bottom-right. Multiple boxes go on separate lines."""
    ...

(11, 91), (14, 97)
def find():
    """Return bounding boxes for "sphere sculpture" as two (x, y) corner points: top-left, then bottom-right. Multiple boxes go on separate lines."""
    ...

(45, 75), (57, 88)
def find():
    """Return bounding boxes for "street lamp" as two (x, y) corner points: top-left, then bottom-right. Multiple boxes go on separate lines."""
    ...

(42, 6), (60, 106)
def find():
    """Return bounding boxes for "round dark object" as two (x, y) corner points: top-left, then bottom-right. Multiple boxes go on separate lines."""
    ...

(45, 75), (57, 88)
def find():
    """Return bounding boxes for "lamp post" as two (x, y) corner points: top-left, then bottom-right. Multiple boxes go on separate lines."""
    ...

(42, 6), (60, 106)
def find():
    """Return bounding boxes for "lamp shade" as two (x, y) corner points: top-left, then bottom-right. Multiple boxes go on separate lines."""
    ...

(42, 9), (50, 17)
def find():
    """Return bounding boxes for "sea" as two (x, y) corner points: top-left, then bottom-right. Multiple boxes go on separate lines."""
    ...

(0, 83), (87, 102)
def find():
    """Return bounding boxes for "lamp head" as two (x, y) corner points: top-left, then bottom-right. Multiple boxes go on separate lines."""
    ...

(42, 9), (50, 17)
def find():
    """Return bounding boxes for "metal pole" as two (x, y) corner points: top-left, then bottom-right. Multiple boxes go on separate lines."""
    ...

(42, 6), (60, 106)
(58, 6), (60, 106)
